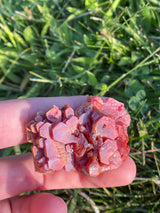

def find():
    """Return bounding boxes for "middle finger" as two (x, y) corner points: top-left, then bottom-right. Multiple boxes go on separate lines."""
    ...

(0, 153), (136, 200)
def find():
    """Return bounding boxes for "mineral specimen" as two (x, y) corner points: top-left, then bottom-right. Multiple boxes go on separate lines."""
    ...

(26, 96), (130, 176)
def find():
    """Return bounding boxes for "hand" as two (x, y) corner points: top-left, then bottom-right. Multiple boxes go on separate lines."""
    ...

(0, 96), (136, 212)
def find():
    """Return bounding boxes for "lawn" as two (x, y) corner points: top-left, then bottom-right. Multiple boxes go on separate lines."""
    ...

(0, 0), (160, 212)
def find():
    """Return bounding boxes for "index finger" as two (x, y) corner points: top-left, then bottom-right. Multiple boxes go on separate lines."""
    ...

(0, 96), (86, 149)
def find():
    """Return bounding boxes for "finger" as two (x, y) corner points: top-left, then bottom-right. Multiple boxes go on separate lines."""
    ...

(0, 96), (86, 149)
(0, 154), (43, 200)
(0, 153), (136, 200)
(0, 193), (67, 213)
(44, 156), (136, 189)
(0, 199), (11, 213)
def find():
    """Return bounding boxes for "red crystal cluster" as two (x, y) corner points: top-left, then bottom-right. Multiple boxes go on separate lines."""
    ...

(27, 96), (130, 176)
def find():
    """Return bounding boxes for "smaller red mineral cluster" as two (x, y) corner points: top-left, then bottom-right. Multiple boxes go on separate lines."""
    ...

(27, 96), (130, 176)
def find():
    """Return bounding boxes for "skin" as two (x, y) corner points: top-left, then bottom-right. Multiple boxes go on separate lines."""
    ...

(0, 96), (136, 213)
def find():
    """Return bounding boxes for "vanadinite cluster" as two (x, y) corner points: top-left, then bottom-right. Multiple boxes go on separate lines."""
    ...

(27, 96), (131, 177)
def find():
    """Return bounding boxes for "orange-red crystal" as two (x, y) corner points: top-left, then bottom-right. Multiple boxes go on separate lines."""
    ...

(27, 96), (130, 176)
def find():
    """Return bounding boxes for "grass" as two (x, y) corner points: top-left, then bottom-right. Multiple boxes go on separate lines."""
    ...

(0, 0), (160, 212)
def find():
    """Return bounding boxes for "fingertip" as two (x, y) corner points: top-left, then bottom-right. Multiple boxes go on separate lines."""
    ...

(124, 157), (136, 185)
(30, 193), (67, 213)
(107, 156), (136, 187)
(93, 156), (136, 188)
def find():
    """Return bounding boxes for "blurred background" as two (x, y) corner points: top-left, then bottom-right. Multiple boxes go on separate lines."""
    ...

(0, 0), (160, 212)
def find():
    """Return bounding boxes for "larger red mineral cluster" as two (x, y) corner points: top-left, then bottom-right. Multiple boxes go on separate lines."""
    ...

(27, 96), (130, 176)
